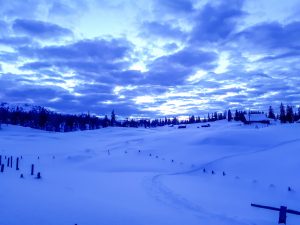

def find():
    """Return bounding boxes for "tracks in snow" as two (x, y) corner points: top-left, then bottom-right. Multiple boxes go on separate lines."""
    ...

(145, 138), (300, 224)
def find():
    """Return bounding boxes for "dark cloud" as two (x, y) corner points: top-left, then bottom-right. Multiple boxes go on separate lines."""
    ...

(19, 38), (131, 61)
(163, 43), (179, 51)
(143, 67), (191, 86)
(190, 0), (245, 43)
(20, 61), (52, 70)
(0, 36), (33, 47)
(235, 21), (300, 53)
(0, 74), (134, 116)
(58, 61), (127, 75)
(44, 93), (146, 116)
(110, 70), (143, 85)
(4, 86), (66, 101)
(18, 38), (133, 82)
(152, 0), (194, 14)
(192, 79), (223, 89)
(143, 48), (217, 86)
(74, 83), (112, 95)
(223, 94), (248, 103)
(259, 51), (300, 61)
(208, 87), (243, 96)
(12, 19), (73, 40)
(157, 48), (217, 68)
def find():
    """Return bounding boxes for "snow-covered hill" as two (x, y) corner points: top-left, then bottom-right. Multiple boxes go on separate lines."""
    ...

(0, 121), (299, 225)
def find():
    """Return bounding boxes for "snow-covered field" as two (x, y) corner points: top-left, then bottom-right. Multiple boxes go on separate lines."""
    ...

(0, 121), (300, 225)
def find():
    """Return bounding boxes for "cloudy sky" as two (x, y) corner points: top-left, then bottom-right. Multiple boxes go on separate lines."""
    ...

(0, 0), (300, 117)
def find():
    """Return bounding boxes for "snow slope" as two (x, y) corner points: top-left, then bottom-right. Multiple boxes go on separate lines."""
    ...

(0, 121), (299, 225)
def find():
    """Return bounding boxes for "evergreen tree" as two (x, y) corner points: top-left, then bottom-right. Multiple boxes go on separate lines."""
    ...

(172, 117), (179, 125)
(213, 112), (218, 121)
(286, 105), (294, 123)
(189, 115), (195, 124)
(103, 115), (110, 127)
(234, 110), (239, 121)
(38, 107), (48, 129)
(228, 110), (232, 121)
(279, 103), (286, 123)
(223, 110), (227, 120)
(111, 110), (116, 126)
(268, 106), (276, 119)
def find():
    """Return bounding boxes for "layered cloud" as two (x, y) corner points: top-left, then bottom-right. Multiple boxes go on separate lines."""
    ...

(0, 0), (299, 117)
(13, 19), (73, 40)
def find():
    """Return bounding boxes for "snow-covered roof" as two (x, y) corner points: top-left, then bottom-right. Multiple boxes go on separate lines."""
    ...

(244, 113), (269, 122)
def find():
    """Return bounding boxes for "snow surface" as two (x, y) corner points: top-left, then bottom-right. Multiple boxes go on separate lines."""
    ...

(0, 121), (300, 225)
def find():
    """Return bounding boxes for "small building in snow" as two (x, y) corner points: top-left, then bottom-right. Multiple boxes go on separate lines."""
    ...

(243, 113), (270, 125)
(178, 125), (187, 129)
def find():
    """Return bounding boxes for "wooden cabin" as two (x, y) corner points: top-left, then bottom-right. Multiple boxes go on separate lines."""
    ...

(243, 113), (270, 125)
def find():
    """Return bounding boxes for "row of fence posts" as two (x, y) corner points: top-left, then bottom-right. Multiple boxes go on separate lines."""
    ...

(117, 149), (296, 193)
(201, 167), (294, 192)
(0, 154), (41, 179)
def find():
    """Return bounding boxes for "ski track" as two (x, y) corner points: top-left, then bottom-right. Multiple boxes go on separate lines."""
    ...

(145, 138), (300, 225)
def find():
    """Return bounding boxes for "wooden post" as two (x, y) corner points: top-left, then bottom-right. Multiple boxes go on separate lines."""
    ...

(36, 172), (41, 179)
(0, 164), (4, 173)
(31, 164), (34, 175)
(279, 206), (287, 224)
(16, 157), (19, 170)
(0, 155), (1, 165)
(7, 157), (9, 167)
(251, 203), (300, 224)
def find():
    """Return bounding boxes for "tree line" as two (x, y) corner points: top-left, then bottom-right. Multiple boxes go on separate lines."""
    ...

(0, 103), (299, 132)
(0, 103), (227, 131)
(226, 103), (300, 123)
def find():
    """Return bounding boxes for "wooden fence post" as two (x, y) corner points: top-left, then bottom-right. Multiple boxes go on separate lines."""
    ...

(31, 164), (34, 175)
(16, 157), (19, 170)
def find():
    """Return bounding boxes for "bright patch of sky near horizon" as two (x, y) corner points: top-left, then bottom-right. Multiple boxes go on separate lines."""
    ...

(0, 0), (300, 117)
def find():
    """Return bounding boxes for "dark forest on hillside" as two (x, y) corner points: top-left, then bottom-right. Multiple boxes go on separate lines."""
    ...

(0, 103), (299, 132)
